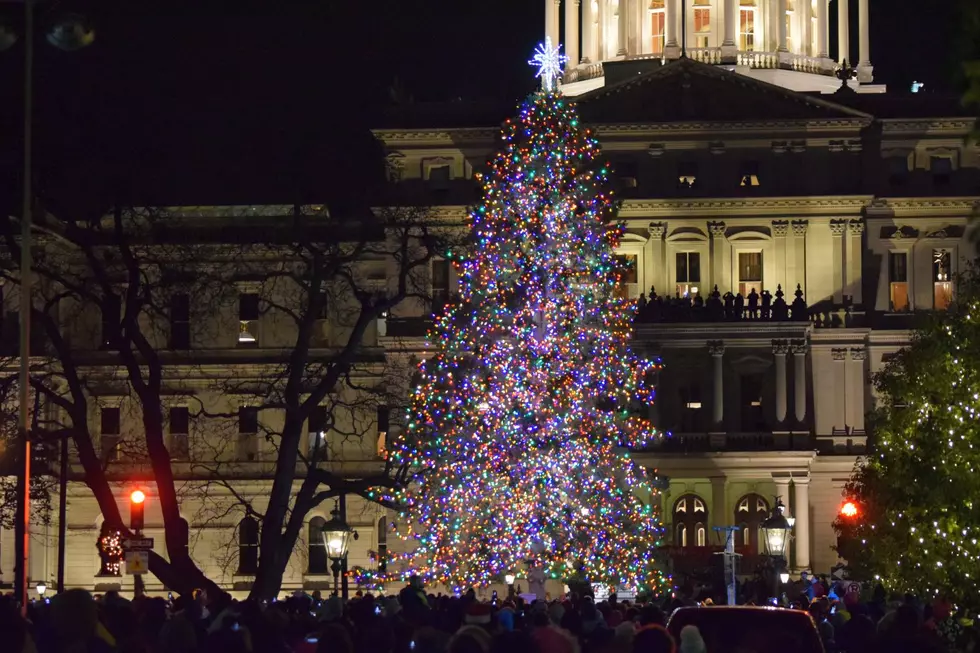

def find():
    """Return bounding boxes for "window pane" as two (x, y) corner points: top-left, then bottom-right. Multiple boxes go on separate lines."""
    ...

(169, 407), (189, 434)
(239, 293), (259, 321)
(308, 406), (327, 433)
(933, 250), (951, 282)
(888, 252), (908, 282)
(101, 407), (121, 435)
(676, 253), (689, 283)
(171, 293), (190, 321)
(739, 252), (763, 281)
(239, 407), (258, 434)
(432, 260), (450, 290)
(689, 253), (701, 282)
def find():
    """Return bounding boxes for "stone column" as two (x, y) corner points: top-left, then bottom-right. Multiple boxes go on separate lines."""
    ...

(773, 340), (789, 425)
(832, 348), (848, 431)
(709, 222), (727, 293)
(791, 340), (807, 425)
(710, 476), (728, 533)
(617, 0), (628, 56)
(709, 341), (726, 428)
(581, 0), (594, 62)
(830, 219), (846, 305)
(837, 0), (849, 64)
(816, 0), (828, 57)
(723, 0), (736, 47)
(856, 0), (873, 81)
(777, 0), (788, 52)
(773, 477), (791, 517)
(648, 222), (667, 295)
(566, 0), (581, 69)
(772, 220), (788, 294)
(846, 220), (863, 305)
(849, 347), (867, 432)
(666, 0), (680, 52)
(790, 220), (808, 298)
(546, 0), (560, 48)
(793, 477), (811, 571)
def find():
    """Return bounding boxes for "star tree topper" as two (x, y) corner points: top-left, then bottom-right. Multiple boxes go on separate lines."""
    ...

(528, 37), (568, 93)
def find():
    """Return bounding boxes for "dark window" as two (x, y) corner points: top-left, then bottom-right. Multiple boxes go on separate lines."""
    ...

(308, 517), (328, 574)
(431, 259), (451, 311)
(887, 156), (909, 186)
(428, 165), (451, 190)
(888, 252), (908, 282)
(101, 295), (121, 347)
(740, 374), (765, 431)
(101, 407), (121, 460)
(377, 405), (390, 433)
(238, 517), (259, 575)
(239, 294), (259, 321)
(315, 291), (329, 320)
(170, 293), (190, 349)
(679, 385), (702, 432)
(616, 160), (639, 190)
(932, 156), (953, 185)
(308, 406), (328, 460)
(169, 406), (190, 460)
(239, 407), (258, 434)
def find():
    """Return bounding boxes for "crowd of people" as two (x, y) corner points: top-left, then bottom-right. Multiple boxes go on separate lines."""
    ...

(1, 573), (976, 652)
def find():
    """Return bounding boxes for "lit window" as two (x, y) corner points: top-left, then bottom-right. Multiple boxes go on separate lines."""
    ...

(696, 524), (707, 547)
(308, 517), (328, 574)
(678, 524), (688, 547)
(308, 406), (328, 460)
(888, 252), (909, 312)
(933, 249), (953, 310)
(676, 252), (701, 299)
(737, 497), (749, 513)
(650, 0), (666, 54)
(739, 161), (761, 187)
(377, 405), (390, 459)
(693, 498), (706, 513)
(676, 498), (687, 513)
(742, 525), (750, 546)
(693, 0), (711, 48)
(239, 293), (259, 345)
(739, 1), (756, 51)
(737, 252), (763, 296)
(614, 254), (639, 299)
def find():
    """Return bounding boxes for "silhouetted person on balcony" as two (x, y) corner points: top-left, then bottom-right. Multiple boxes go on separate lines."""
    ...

(723, 291), (735, 319)
(761, 289), (772, 319)
(747, 288), (760, 319)
(693, 292), (704, 308)
(734, 293), (745, 320)
(637, 293), (648, 313)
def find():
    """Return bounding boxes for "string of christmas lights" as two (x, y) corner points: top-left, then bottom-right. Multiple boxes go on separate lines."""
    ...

(360, 75), (669, 594)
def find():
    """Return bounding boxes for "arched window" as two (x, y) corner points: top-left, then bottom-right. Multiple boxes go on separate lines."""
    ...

(378, 517), (388, 572)
(733, 493), (770, 555)
(308, 517), (327, 574)
(673, 494), (708, 548)
(238, 517), (259, 575)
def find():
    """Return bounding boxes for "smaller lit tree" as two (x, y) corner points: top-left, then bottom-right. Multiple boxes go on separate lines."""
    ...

(835, 268), (980, 609)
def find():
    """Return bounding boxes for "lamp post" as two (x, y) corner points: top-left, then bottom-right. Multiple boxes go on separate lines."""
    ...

(761, 498), (793, 602)
(0, 0), (94, 615)
(504, 573), (515, 600)
(35, 581), (46, 599)
(321, 503), (354, 599)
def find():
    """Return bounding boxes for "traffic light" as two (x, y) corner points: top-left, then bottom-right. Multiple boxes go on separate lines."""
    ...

(130, 489), (145, 532)
(839, 500), (858, 518)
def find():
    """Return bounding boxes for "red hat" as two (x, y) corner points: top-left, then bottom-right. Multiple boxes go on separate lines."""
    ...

(465, 602), (493, 625)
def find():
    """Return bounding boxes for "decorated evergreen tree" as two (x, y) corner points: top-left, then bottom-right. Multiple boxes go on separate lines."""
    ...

(835, 269), (980, 609)
(367, 42), (668, 593)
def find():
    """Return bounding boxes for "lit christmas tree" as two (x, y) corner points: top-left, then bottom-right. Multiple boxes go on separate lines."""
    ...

(835, 270), (980, 610)
(369, 42), (669, 594)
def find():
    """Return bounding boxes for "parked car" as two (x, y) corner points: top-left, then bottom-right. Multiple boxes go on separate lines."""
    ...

(666, 605), (825, 653)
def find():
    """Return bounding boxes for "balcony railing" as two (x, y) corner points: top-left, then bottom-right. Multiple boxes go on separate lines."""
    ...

(562, 49), (836, 85)
(635, 284), (809, 324)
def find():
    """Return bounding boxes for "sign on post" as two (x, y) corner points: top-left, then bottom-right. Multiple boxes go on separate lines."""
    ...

(123, 538), (154, 550)
(125, 550), (149, 575)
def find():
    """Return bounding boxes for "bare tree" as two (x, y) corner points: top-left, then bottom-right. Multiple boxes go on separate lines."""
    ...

(0, 202), (447, 599)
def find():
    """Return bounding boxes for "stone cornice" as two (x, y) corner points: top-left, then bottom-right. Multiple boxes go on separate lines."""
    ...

(865, 197), (980, 218)
(620, 196), (873, 218)
(372, 128), (498, 148)
(879, 119), (976, 134)
(139, 205), (329, 219)
(593, 119), (869, 137)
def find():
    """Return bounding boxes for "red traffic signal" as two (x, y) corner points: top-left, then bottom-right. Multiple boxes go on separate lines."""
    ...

(130, 489), (145, 532)
(840, 500), (858, 518)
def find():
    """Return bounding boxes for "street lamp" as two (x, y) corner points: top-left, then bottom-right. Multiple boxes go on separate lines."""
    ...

(321, 503), (354, 599)
(35, 581), (46, 599)
(761, 498), (793, 601)
(504, 573), (516, 599)
(2, 0), (95, 615)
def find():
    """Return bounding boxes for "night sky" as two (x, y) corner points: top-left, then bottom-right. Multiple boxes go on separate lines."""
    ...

(0, 0), (970, 213)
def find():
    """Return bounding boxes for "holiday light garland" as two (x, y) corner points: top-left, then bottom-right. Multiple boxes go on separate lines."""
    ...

(835, 273), (980, 611)
(360, 69), (669, 594)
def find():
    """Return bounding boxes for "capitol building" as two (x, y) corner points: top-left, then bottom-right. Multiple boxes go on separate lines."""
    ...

(1, 1), (977, 598)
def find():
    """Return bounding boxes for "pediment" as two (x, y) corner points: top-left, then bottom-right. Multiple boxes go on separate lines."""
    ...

(577, 58), (872, 125)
